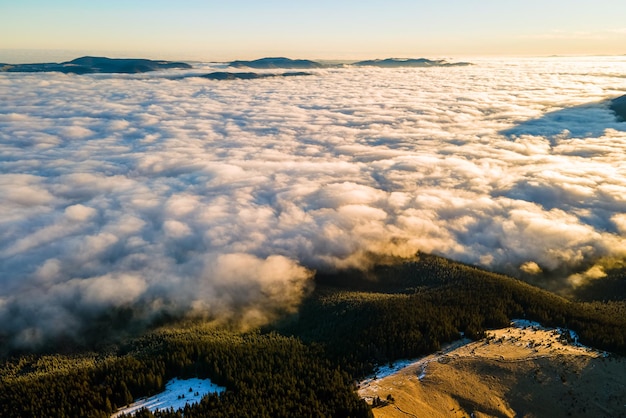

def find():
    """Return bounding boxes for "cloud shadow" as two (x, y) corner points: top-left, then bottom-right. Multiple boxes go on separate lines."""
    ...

(500, 98), (626, 144)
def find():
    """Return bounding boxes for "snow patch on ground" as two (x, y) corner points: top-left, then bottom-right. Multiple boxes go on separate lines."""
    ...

(358, 338), (472, 392)
(501, 319), (592, 351)
(111, 378), (225, 417)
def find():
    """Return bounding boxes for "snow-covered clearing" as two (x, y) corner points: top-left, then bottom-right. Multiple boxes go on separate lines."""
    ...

(111, 378), (225, 417)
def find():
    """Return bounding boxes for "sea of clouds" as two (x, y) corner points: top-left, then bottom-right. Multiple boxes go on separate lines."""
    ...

(1, 57), (626, 346)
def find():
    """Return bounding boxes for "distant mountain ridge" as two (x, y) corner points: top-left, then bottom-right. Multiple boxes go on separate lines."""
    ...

(198, 71), (312, 80)
(228, 57), (324, 69)
(0, 56), (192, 73)
(353, 57), (472, 67)
(0, 55), (474, 74)
(227, 56), (472, 69)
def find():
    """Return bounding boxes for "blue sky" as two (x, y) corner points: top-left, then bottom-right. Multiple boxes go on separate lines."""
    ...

(1, 0), (625, 61)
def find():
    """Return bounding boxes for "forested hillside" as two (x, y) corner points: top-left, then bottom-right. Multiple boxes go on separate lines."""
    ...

(276, 254), (626, 376)
(1, 254), (625, 417)
(0, 329), (370, 418)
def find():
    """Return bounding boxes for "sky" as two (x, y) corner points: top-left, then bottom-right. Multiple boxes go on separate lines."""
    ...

(1, 0), (626, 62)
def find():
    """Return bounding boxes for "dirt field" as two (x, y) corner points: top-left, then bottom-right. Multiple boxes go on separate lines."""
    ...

(358, 321), (626, 417)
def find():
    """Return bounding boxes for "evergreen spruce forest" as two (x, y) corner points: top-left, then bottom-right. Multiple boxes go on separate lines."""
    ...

(1, 253), (625, 417)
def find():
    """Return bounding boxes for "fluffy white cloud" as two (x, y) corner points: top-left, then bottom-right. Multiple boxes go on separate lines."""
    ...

(1, 57), (626, 345)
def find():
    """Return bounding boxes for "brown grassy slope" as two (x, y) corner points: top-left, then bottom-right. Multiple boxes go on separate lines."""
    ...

(359, 325), (626, 418)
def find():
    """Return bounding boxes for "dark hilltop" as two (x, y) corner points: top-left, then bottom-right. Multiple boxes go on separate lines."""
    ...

(228, 57), (325, 69)
(198, 71), (312, 80)
(353, 57), (471, 67)
(0, 56), (192, 74)
(610, 94), (626, 121)
(226, 56), (473, 69)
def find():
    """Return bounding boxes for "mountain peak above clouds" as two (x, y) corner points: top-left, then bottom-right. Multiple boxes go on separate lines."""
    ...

(0, 56), (192, 73)
(198, 71), (312, 80)
(353, 57), (472, 67)
(610, 94), (626, 121)
(228, 57), (325, 69)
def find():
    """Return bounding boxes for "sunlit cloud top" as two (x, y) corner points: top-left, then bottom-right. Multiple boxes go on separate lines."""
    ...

(1, 57), (626, 346)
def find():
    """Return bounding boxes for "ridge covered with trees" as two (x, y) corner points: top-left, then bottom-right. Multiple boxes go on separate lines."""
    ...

(1, 254), (624, 417)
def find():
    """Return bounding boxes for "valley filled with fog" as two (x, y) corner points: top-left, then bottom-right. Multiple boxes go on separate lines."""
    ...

(1, 57), (626, 347)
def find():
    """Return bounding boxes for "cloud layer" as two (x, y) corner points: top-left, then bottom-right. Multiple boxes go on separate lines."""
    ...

(2, 57), (626, 346)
